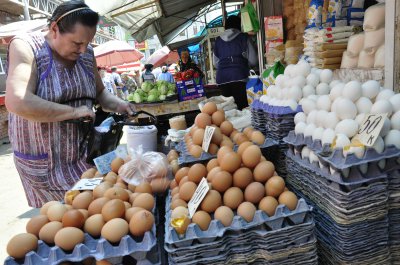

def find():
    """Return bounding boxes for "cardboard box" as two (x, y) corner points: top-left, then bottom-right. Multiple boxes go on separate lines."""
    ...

(176, 78), (204, 102)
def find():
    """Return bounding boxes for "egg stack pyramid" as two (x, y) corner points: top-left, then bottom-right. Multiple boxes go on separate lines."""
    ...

(164, 145), (318, 265)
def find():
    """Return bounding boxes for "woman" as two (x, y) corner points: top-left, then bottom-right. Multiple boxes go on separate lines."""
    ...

(178, 49), (203, 77)
(99, 68), (116, 95)
(157, 66), (174, 83)
(5, 0), (135, 207)
(141, 64), (156, 83)
(121, 72), (138, 94)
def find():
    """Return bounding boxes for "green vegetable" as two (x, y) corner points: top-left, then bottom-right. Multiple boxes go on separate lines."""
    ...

(167, 90), (175, 96)
(147, 94), (157, 102)
(159, 95), (166, 101)
(149, 89), (160, 98)
(127, 94), (135, 101)
(132, 93), (143, 103)
(158, 84), (168, 95)
(141, 81), (153, 92)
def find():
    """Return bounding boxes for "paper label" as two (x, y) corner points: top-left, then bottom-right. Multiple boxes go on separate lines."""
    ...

(353, 113), (388, 146)
(202, 126), (215, 152)
(71, 178), (103, 191)
(93, 151), (117, 174)
(188, 177), (210, 218)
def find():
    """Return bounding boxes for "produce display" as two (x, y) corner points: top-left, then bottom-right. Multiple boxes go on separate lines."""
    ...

(127, 80), (176, 103)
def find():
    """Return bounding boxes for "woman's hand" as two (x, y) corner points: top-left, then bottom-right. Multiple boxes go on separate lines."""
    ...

(73, 106), (96, 120)
(116, 101), (136, 116)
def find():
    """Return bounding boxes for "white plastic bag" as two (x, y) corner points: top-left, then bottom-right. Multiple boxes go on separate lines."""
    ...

(198, 96), (237, 111)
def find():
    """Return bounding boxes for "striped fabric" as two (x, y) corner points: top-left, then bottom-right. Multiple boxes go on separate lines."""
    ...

(8, 33), (97, 207)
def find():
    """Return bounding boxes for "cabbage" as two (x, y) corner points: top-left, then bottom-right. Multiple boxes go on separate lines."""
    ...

(168, 83), (176, 91)
(141, 81), (153, 92)
(147, 94), (158, 102)
(167, 90), (175, 96)
(159, 95), (166, 101)
(158, 84), (168, 95)
(149, 89), (160, 97)
(132, 93), (143, 103)
(135, 89), (145, 97)
(127, 94), (135, 101)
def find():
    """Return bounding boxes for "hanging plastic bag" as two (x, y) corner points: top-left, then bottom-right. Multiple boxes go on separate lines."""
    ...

(246, 70), (263, 105)
(262, 61), (285, 94)
(241, 1), (260, 33)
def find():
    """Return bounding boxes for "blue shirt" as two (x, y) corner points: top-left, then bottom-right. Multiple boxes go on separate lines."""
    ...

(157, 72), (175, 83)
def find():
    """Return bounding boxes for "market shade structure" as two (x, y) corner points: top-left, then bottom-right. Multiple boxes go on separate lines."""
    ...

(0, 19), (47, 44)
(93, 40), (144, 67)
(146, 46), (179, 68)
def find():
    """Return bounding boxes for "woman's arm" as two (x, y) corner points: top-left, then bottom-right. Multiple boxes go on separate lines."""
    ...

(5, 39), (94, 122)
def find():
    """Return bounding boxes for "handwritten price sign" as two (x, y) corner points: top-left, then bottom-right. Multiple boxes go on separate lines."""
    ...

(188, 178), (210, 218)
(354, 113), (388, 146)
(202, 126), (215, 152)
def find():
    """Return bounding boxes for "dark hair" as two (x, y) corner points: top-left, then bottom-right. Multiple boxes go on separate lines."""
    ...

(145, 64), (153, 71)
(49, 0), (99, 33)
(225, 15), (241, 31)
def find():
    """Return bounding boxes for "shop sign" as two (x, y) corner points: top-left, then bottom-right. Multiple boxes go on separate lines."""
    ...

(353, 113), (388, 146)
(71, 178), (103, 191)
(202, 126), (215, 152)
(98, 17), (117, 28)
(207, 27), (225, 38)
(188, 177), (210, 218)
(134, 40), (147, 50)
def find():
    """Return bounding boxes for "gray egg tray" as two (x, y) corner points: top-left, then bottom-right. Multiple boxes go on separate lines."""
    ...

(251, 100), (303, 116)
(387, 169), (400, 209)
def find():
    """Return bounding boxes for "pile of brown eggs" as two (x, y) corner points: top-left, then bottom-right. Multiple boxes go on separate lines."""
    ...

(185, 102), (266, 158)
(168, 143), (299, 231)
(6, 157), (163, 260)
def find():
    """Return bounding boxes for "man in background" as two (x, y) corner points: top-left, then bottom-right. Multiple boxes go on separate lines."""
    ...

(111, 66), (125, 99)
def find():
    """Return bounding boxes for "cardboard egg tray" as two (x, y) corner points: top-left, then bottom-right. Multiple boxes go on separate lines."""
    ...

(250, 106), (267, 135)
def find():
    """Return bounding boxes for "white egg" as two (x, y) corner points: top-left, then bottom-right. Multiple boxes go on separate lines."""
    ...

(304, 123), (317, 137)
(391, 111), (400, 130)
(371, 100), (393, 116)
(306, 73), (320, 87)
(312, 68), (322, 75)
(301, 146), (311, 159)
(309, 151), (319, 164)
(336, 99), (358, 120)
(335, 119), (359, 138)
(260, 95), (268, 103)
(379, 118), (391, 137)
(308, 95), (319, 101)
(372, 136), (384, 153)
(342, 81), (362, 102)
(324, 112), (339, 129)
(316, 110), (328, 127)
(292, 76), (307, 88)
(389, 94), (400, 112)
(294, 112), (307, 124)
(297, 61), (312, 77)
(307, 110), (318, 124)
(330, 97), (342, 113)
(302, 85), (316, 97)
(384, 130), (400, 149)
(284, 65), (294, 77)
(301, 98), (317, 115)
(295, 122), (307, 135)
(334, 134), (351, 148)
(329, 80), (341, 88)
(322, 128), (336, 145)
(312, 127), (324, 141)
(319, 69), (333, 84)
(376, 89), (395, 101)
(287, 99), (298, 111)
(289, 86), (303, 101)
(355, 113), (367, 126)
(275, 74), (285, 87)
(355, 97), (373, 114)
(343, 146), (365, 159)
(281, 88), (289, 99)
(362, 80), (380, 99)
(329, 83), (345, 101)
(316, 83), (330, 95)
(317, 95), (331, 111)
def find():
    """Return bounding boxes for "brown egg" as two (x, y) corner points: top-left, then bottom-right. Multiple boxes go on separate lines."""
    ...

(233, 167), (254, 189)
(88, 197), (110, 216)
(212, 171), (232, 193)
(64, 190), (81, 205)
(251, 131), (266, 145)
(151, 178), (170, 194)
(125, 207), (144, 222)
(208, 143), (219, 155)
(217, 146), (233, 165)
(26, 215), (49, 237)
(111, 157), (124, 174)
(54, 227), (84, 251)
(242, 145), (262, 168)
(135, 182), (153, 194)
(114, 182), (127, 190)
(220, 152), (241, 173)
(243, 127), (254, 138)
(260, 156), (267, 161)
(207, 166), (222, 182)
(170, 179), (178, 190)
(259, 196), (279, 216)
(84, 214), (105, 237)
(235, 133), (250, 145)
(39, 221), (63, 244)
(188, 164), (207, 184)
(220, 139), (234, 148)
(206, 158), (219, 172)
(237, 142), (253, 157)
(65, 204), (74, 211)
(223, 187), (244, 209)
(192, 211), (211, 231)
(278, 191), (298, 211)
(179, 175), (191, 187)
(103, 172), (118, 184)
(170, 160), (179, 176)
(171, 206), (189, 219)
(104, 187), (129, 201)
(72, 191), (93, 210)
(128, 184), (136, 192)
(167, 150), (179, 162)
(93, 182), (113, 199)
(175, 167), (189, 183)
(124, 202), (131, 211)
(214, 206), (234, 226)
(171, 187), (180, 197)
(189, 125), (198, 135)
(179, 181), (197, 202)
(211, 110), (225, 126)
(62, 209), (85, 228)
(211, 127), (223, 145)
(192, 128), (205, 145)
(189, 144), (203, 158)
(6, 233), (38, 259)
(171, 199), (188, 209)
(78, 209), (89, 221)
(132, 193), (155, 211)
(265, 176), (286, 198)
(202, 102), (218, 115)
(200, 190), (222, 213)
(129, 193), (140, 204)
(101, 218), (129, 243)
(230, 129), (239, 140)
(244, 182), (265, 204)
(253, 161), (275, 183)
(129, 210), (154, 237)
(96, 260), (112, 265)
(220, 121), (234, 136)
(47, 204), (68, 222)
(195, 113), (212, 129)
(237, 202), (256, 222)
(40, 201), (62, 215)
(284, 187), (289, 191)
(101, 199), (125, 221)
(81, 168), (97, 179)
(172, 193), (180, 201)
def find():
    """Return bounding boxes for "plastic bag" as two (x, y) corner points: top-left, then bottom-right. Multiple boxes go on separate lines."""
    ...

(262, 61), (285, 93)
(118, 145), (170, 185)
(246, 70), (263, 105)
(241, 1), (260, 33)
(306, 0), (324, 28)
(198, 96), (237, 111)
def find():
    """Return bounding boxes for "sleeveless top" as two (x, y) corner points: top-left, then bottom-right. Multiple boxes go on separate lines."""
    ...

(7, 32), (97, 191)
(142, 71), (156, 83)
(214, 33), (249, 84)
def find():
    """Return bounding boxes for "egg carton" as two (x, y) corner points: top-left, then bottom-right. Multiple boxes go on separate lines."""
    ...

(387, 169), (400, 209)
(251, 100), (303, 116)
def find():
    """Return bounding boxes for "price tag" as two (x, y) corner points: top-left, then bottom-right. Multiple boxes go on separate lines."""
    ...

(71, 178), (103, 191)
(202, 126), (215, 152)
(93, 151), (116, 174)
(188, 177), (210, 218)
(353, 113), (388, 146)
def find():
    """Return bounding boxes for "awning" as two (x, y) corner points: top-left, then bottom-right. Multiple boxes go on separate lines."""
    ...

(0, 19), (47, 39)
(167, 35), (205, 51)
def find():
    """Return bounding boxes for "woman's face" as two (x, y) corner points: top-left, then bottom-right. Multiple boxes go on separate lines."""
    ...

(181, 51), (189, 64)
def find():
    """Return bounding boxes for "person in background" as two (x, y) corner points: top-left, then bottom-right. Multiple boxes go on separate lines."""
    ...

(110, 66), (125, 99)
(213, 15), (258, 110)
(99, 68), (116, 95)
(178, 49), (203, 77)
(121, 72), (137, 94)
(157, 66), (174, 83)
(141, 64), (156, 83)
(5, 0), (136, 207)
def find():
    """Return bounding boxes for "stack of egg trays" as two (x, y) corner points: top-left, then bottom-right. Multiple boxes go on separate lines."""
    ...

(387, 168), (400, 264)
(164, 194), (318, 265)
(251, 100), (267, 134)
(285, 148), (391, 264)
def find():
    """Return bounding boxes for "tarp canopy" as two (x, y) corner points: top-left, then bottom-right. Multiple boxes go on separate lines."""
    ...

(86, 0), (216, 45)
(0, 19), (47, 39)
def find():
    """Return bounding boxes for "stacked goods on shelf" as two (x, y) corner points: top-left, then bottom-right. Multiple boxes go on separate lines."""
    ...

(164, 145), (318, 265)
(5, 156), (168, 265)
(341, 3), (385, 69)
(283, 77), (400, 263)
(292, 0), (310, 40)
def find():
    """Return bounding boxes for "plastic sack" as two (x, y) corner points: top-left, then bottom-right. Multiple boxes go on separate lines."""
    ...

(246, 70), (263, 105)
(374, 45), (385, 68)
(347, 33), (364, 57)
(363, 3), (385, 31)
(118, 145), (170, 185)
(340, 51), (359, 69)
(241, 1), (260, 33)
(306, 0), (324, 28)
(357, 49), (375, 69)
(198, 96), (237, 111)
(225, 108), (252, 131)
(262, 61), (285, 93)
